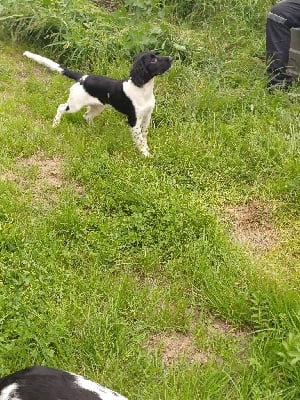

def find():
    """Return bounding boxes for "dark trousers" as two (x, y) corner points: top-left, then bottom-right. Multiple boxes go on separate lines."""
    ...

(266, 0), (300, 83)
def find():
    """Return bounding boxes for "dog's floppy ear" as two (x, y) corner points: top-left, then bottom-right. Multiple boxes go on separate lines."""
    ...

(130, 53), (151, 87)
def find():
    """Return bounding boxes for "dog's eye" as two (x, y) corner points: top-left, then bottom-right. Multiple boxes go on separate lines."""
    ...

(151, 57), (158, 63)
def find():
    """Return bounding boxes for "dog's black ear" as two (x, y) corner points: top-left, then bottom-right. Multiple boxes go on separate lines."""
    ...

(130, 53), (151, 87)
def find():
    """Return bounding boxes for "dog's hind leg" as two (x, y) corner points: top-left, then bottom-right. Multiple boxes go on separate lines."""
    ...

(84, 105), (105, 125)
(52, 95), (85, 127)
(52, 99), (87, 127)
(53, 103), (69, 127)
(53, 82), (100, 127)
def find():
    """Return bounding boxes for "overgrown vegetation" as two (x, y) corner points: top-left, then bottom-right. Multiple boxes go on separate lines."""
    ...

(0, 0), (300, 399)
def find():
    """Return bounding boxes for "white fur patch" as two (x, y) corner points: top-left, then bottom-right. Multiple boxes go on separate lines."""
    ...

(123, 78), (155, 115)
(79, 75), (88, 83)
(52, 82), (103, 127)
(69, 82), (102, 108)
(23, 51), (63, 73)
(0, 383), (20, 400)
(74, 375), (128, 400)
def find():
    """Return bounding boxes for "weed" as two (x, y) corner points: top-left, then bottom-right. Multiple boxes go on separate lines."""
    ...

(0, 0), (299, 398)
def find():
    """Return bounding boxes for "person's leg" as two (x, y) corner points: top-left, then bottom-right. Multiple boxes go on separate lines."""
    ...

(266, 1), (300, 88)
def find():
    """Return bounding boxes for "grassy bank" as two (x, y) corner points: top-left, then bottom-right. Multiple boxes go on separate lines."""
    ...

(0, 1), (300, 398)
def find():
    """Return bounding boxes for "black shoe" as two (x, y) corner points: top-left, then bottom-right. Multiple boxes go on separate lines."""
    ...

(267, 72), (294, 93)
(267, 80), (292, 93)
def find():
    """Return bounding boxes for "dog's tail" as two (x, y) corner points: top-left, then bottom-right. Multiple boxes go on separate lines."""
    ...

(23, 51), (83, 81)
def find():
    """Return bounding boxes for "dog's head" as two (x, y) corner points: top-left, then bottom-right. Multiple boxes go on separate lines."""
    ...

(130, 51), (173, 87)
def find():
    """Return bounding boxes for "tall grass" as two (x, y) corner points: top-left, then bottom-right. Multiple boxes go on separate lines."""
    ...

(165, 0), (271, 24)
(0, 0), (274, 68)
(0, 0), (300, 398)
(0, 0), (193, 67)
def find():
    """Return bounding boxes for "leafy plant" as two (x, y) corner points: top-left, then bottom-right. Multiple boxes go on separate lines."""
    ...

(278, 333), (300, 369)
(124, 0), (166, 18)
(0, 0), (192, 65)
(0, 0), (300, 398)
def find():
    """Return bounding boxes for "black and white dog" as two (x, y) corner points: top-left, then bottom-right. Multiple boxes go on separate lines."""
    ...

(23, 50), (173, 156)
(0, 366), (128, 400)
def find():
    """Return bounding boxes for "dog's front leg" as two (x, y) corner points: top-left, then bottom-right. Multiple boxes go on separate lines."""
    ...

(131, 119), (150, 157)
(141, 111), (152, 145)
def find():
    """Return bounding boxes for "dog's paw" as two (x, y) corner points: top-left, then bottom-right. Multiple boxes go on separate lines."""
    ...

(142, 148), (150, 157)
(83, 113), (93, 125)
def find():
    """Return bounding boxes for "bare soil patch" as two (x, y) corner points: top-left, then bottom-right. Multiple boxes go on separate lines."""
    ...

(223, 200), (279, 252)
(0, 151), (84, 204)
(146, 331), (209, 366)
(211, 317), (244, 337)
(20, 152), (64, 188)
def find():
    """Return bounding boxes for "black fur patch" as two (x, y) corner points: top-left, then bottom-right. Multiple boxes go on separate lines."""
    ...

(0, 366), (125, 400)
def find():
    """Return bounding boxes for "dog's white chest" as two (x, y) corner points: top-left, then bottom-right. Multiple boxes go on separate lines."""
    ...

(123, 79), (155, 114)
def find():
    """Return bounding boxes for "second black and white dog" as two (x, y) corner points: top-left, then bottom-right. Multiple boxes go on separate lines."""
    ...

(0, 365), (128, 400)
(23, 50), (173, 156)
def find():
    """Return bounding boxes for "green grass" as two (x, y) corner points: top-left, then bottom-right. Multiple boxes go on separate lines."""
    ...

(0, 0), (300, 398)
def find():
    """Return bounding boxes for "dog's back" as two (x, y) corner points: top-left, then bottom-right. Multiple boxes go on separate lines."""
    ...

(0, 366), (128, 400)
